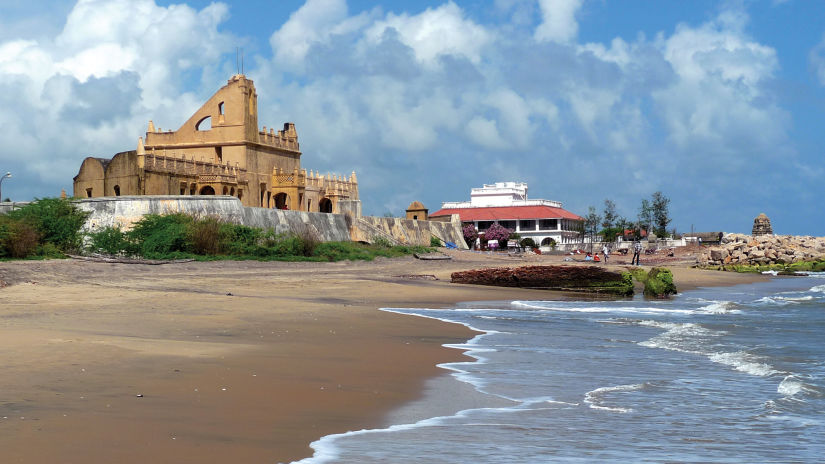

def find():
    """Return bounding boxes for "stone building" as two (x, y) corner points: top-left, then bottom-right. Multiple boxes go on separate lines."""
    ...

(74, 75), (358, 213)
(752, 213), (773, 236)
(405, 201), (428, 220)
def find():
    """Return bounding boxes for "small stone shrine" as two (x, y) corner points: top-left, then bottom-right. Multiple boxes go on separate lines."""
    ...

(751, 213), (773, 236)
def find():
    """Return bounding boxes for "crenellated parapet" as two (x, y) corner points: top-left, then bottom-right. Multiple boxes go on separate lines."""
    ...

(259, 123), (299, 151)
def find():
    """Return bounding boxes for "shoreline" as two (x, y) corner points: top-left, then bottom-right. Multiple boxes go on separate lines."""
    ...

(0, 253), (767, 463)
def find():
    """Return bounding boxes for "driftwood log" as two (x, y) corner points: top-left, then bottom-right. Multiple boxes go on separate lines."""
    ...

(451, 265), (634, 296)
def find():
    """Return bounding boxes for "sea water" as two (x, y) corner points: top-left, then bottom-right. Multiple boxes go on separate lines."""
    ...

(296, 274), (825, 463)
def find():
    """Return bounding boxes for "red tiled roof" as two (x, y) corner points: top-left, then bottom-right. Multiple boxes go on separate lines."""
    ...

(430, 205), (583, 221)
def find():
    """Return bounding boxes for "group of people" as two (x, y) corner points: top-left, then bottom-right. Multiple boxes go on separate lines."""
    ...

(583, 240), (643, 266)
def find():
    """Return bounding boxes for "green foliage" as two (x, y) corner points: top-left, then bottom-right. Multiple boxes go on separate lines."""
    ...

(520, 237), (537, 248)
(372, 236), (393, 248)
(721, 260), (825, 274)
(599, 226), (624, 243)
(8, 197), (89, 252)
(0, 216), (40, 258)
(127, 213), (194, 258)
(87, 226), (133, 256)
(430, 236), (442, 247)
(602, 199), (617, 229)
(643, 267), (677, 298)
(545, 237), (557, 249)
(651, 191), (671, 238)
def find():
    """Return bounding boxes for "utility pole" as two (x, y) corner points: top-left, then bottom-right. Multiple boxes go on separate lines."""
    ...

(0, 172), (11, 202)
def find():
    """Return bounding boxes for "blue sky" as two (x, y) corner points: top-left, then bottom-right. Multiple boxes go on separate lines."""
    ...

(1, 0), (823, 235)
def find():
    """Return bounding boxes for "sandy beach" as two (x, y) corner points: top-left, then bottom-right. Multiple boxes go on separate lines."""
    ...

(0, 250), (766, 463)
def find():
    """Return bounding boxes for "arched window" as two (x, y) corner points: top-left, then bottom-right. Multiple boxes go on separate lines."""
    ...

(230, 187), (235, 196)
(190, 183), (196, 195)
(199, 185), (215, 195)
(113, 185), (120, 196)
(222, 186), (229, 195)
(274, 192), (289, 210)
(218, 102), (225, 115)
(319, 198), (333, 213)
(196, 115), (212, 131)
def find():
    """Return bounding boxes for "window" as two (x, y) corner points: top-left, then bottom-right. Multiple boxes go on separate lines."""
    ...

(218, 102), (225, 115)
(195, 115), (212, 131)
(477, 221), (493, 231)
(215, 146), (223, 163)
(539, 219), (558, 230)
(113, 185), (120, 196)
(519, 220), (536, 231)
(190, 183), (196, 195)
(86, 188), (92, 198)
(499, 220), (516, 230)
(180, 183), (187, 195)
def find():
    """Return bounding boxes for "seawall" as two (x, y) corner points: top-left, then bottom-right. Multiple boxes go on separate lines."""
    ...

(73, 196), (467, 248)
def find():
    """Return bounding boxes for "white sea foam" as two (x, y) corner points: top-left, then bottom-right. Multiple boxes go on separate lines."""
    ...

(637, 320), (721, 354)
(708, 351), (778, 377)
(696, 300), (742, 314)
(512, 301), (695, 315)
(583, 384), (643, 413)
(811, 284), (825, 293)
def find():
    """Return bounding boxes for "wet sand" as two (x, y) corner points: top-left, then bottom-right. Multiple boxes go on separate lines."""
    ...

(0, 251), (765, 463)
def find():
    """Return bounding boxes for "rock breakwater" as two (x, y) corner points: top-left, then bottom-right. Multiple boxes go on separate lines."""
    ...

(699, 233), (825, 267)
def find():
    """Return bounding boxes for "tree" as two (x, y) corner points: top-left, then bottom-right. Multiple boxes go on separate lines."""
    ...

(584, 206), (602, 251)
(638, 199), (653, 238)
(484, 223), (512, 245)
(462, 224), (478, 247)
(601, 199), (617, 230)
(651, 191), (671, 238)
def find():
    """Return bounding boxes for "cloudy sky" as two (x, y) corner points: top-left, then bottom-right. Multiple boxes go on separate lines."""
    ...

(1, 0), (823, 234)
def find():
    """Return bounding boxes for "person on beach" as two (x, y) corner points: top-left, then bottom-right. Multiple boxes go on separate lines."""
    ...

(602, 244), (610, 264)
(594, 253), (600, 262)
(632, 239), (642, 265)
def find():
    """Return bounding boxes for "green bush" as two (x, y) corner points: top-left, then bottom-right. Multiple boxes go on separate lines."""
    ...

(430, 236), (442, 247)
(7, 198), (89, 252)
(127, 213), (194, 258)
(190, 216), (223, 255)
(87, 226), (133, 256)
(520, 237), (537, 249)
(0, 216), (40, 258)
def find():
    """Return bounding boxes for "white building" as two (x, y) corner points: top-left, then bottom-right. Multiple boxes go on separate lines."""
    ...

(430, 182), (583, 247)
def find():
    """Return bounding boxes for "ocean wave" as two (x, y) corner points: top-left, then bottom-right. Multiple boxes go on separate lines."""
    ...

(777, 375), (821, 400)
(696, 300), (742, 314)
(811, 284), (825, 293)
(583, 383), (644, 413)
(708, 351), (778, 377)
(512, 301), (695, 315)
(753, 295), (815, 306)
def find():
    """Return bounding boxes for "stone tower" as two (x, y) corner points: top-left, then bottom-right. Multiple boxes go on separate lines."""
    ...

(752, 213), (773, 236)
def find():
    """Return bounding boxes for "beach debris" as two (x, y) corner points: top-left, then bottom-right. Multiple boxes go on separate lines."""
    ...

(226, 292), (233, 296)
(451, 265), (634, 296)
(394, 274), (438, 281)
(136, 394), (143, 397)
(413, 252), (451, 260)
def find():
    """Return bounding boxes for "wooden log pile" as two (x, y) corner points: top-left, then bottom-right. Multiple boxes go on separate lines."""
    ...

(451, 265), (633, 296)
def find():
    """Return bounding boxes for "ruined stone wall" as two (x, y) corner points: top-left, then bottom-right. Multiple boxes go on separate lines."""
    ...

(351, 215), (468, 249)
(72, 196), (463, 247)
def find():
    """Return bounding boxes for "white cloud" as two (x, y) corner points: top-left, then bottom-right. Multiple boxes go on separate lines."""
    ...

(534, 0), (582, 43)
(0, 0), (232, 194)
(270, 0), (351, 68)
(810, 32), (825, 86)
(653, 10), (784, 156)
(363, 2), (491, 65)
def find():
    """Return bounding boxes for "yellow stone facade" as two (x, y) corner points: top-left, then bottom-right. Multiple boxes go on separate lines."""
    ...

(73, 75), (358, 212)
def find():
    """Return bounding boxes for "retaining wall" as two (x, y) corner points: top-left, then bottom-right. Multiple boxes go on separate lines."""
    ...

(72, 196), (466, 247)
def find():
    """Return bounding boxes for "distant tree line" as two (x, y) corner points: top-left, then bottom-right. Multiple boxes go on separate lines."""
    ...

(582, 192), (672, 245)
